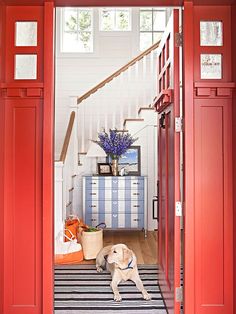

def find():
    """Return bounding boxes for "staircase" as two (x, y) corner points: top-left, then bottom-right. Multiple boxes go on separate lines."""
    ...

(54, 41), (160, 241)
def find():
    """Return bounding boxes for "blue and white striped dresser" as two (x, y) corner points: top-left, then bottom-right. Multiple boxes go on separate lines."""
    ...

(83, 176), (147, 235)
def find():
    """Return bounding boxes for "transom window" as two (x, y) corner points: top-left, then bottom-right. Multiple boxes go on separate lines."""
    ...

(99, 8), (131, 31)
(139, 8), (166, 51)
(61, 8), (93, 53)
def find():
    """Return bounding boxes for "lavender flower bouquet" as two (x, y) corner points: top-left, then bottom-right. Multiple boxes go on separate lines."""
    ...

(97, 129), (137, 160)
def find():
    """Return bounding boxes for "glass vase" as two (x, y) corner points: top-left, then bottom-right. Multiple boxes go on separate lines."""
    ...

(111, 159), (119, 176)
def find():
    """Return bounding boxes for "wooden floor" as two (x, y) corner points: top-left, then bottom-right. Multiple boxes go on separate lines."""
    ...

(81, 230), (158, 265)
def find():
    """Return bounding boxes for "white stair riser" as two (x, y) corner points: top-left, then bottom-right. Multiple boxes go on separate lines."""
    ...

(139, 110), (157, 124)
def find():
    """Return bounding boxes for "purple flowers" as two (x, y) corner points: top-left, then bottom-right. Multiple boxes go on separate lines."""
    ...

(97, 129), (137, 159)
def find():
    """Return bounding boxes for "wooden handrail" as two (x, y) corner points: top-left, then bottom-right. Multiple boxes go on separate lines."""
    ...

(77, 40), (161, 104)
(59, 111), (76, 163)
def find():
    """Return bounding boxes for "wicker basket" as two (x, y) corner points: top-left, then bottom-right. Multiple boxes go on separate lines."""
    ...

(81, 228), (103, 260)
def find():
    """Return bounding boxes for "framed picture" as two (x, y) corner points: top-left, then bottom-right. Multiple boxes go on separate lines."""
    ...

(97, 163), (112, 176)
(107, 146), (141, 176)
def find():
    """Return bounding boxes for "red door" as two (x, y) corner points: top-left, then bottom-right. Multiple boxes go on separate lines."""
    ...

(154, 9), (181, 314)
(0, 3), (54, 313)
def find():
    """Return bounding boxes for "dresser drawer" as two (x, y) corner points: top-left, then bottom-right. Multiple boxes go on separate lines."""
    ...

(85, 200), (144, 214)
(85, 177), (144, 190)
(85, 212), (144, 229)
(85, 188), (144, 201)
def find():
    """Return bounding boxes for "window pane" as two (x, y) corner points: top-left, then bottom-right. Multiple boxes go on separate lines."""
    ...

(200, 54), (222, 79)
(79, 31), (93, 52)
(200, 21), (222, 46)
(15, 22), (37, 46)
(15, 54), (37, 79)
(64, 9), (78, 32)
(78, 10), (92, 31)
(140, 32), (152, 51)
(62, 8), (93, 53)
(116, 10), (130, 31)
(153, 11), (166, 31)
(140, 11), (152, 31)
(153, 32), (163, 43)
(62, 31), (93, 52)
(100, 9), (115, 31)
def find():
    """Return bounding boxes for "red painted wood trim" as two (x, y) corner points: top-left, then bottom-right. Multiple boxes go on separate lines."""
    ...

(0, 6), (5, 313)
(42, 2), (54, 314)
(173, 9), (180, 314)
(54, 0), (234, 6)
(231, 4), (236, 314)
(194, 82), (235, 88)
(154, 89), (174, 112)
(183, 2), (195, 314)
(0, 82), (44, 88)
(1, 0), (235, 5)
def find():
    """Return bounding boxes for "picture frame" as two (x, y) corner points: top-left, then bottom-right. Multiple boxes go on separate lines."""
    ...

(97, 163), (112, 176)
(107, 146), (141, 176)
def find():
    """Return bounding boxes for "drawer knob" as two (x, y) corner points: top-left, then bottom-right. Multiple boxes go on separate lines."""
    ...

(90, 193), (97, 195)
(133, 218), (140, 221)
(133, 193), (140, 196)
(90, 182), (97, 185)
(89, 205), (97, 208)
(133, 205), (140, 208)
(91, 218), (97, 221)
(132, 182), (140, 185)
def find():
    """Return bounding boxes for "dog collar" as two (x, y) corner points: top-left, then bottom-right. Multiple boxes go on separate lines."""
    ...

(118, 258), (133, 270)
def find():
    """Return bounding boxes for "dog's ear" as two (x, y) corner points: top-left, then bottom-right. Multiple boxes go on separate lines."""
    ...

(123, 248), (132, 264)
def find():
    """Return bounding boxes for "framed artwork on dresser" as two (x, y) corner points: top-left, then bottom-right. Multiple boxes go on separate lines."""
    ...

(107, 146), (141, 176)
(97, 163), (112, 175)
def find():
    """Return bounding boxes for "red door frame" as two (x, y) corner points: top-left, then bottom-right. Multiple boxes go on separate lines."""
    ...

(0, 1), (235, 314)
(42, 3), (55, 312)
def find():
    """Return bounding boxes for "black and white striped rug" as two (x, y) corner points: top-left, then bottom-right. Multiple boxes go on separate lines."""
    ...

(54, 264), (167, 314)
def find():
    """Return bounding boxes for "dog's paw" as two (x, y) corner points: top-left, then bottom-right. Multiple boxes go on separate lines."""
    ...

(114, 294), (122, 302)
(143, 292), (151, 301)
(96, 266), (103, 273)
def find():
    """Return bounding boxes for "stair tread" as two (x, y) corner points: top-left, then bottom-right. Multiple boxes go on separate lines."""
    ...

(123, 118), (144, 127)
(138, 107), (154, 114)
